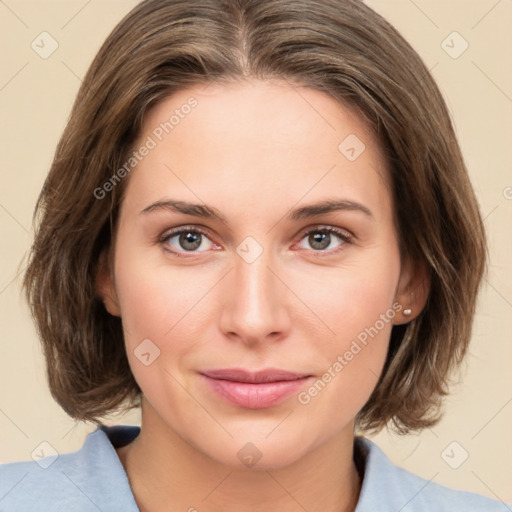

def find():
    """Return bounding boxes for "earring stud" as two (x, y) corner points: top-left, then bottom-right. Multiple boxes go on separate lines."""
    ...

(403, 308), (412, 316)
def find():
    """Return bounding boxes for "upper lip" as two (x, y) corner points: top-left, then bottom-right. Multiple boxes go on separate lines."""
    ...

(200, 368), (311, 384)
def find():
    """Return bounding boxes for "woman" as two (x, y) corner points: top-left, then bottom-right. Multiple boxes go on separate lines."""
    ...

(0, 0), (507, 510)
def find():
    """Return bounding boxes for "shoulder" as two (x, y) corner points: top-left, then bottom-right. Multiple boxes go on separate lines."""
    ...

(355, 437), (509, 512)
(0, 426), (140, 512)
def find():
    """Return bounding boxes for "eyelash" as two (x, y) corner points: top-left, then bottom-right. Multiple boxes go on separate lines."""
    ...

(158, 225), (353, 258)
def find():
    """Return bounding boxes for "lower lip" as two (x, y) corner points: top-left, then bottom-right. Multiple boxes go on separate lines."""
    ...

(201, 375), (312, 409)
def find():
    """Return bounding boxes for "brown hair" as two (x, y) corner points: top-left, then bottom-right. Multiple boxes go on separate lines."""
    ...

(23, 0), (487, 433)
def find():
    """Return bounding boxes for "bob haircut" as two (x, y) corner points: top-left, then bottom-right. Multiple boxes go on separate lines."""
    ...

(23, 0), (487, 434)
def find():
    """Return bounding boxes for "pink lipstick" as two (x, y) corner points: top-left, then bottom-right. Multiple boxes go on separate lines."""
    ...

(200, 368), (312, 409)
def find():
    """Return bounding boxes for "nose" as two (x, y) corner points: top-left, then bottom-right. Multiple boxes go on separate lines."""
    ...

(219, 248), (292, 346)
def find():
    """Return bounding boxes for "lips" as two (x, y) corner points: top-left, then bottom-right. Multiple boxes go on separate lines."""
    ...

(199, 368), (313, 408)
(201, 368), (310, 383)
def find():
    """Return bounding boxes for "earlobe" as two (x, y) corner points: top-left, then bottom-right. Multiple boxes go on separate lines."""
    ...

(393, 257), (430, 325)
(94, 250), (121, 317)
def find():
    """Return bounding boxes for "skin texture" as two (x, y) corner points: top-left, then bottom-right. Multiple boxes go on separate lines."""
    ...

(97, 79), (429, 512)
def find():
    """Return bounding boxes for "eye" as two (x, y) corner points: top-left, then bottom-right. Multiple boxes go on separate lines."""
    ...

(296, 226), (353, 254)
(159, 225), (353, 257)
(159, 226), (217, 255)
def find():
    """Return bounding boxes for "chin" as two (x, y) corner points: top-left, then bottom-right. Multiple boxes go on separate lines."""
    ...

(195, 428), (319, 471)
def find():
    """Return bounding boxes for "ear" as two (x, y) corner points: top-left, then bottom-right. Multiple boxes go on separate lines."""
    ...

(95, 250), (121, 317)
(393, 255), (430, 325)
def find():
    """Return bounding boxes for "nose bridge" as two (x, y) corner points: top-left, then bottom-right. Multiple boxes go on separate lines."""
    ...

(222, 244), (289, 342)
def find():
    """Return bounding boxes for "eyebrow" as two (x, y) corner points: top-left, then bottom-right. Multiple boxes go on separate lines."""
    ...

(140, 198), (374, 222)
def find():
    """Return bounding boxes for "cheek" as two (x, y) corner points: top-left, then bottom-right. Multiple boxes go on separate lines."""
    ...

(299, 249), (400, 344)
(296, 277), (395, 424)
(113, 261), (208, 416)
(293, 248), (400, 411)
(112, 243), (212, 370)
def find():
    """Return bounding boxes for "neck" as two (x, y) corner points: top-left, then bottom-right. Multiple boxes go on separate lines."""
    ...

(117, 402), (362, 512)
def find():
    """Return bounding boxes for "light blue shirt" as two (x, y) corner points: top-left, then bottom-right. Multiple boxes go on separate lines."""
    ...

(0, 425), (508, 511)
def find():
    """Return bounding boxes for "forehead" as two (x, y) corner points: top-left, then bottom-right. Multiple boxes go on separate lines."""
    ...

(123, 79), (391, 220)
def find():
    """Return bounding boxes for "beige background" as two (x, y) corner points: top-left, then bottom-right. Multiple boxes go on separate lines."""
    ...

(0, 0), (511, 503)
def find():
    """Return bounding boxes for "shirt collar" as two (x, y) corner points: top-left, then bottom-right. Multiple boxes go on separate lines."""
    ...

(73, 425), (140, 510)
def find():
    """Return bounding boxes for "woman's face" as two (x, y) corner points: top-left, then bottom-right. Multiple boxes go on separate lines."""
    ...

(100, 79), (417, 469)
